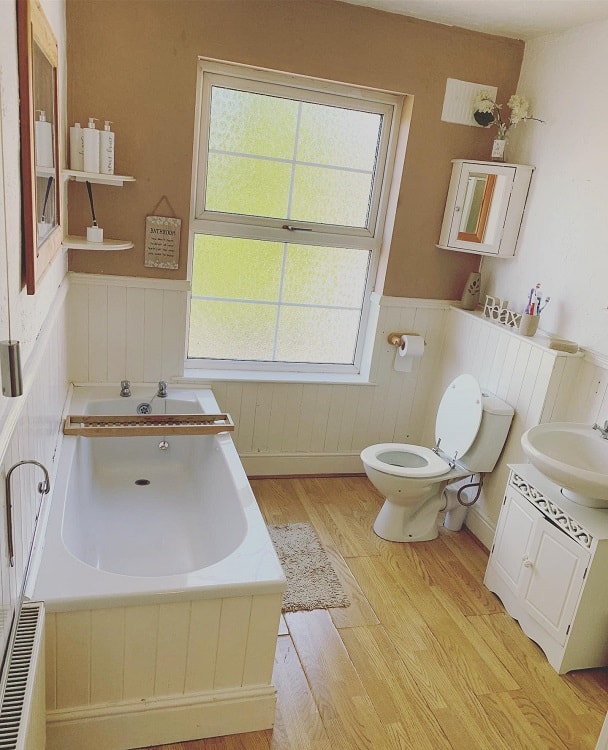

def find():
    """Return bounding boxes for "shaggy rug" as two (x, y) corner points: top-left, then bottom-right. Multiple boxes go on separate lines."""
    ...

(268, 523), (351, 613)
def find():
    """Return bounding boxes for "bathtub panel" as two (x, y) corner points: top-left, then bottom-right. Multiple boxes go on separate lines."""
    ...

(214, 597), (252, 689)
(107, 285), (128, 382)
(91, 608), (126, 704)
(242, 593), (283, 686)
(154, 602), (191, 696)
(55, 610), (91, 709)
(184, 599), (222, 693)
(45, 612), (57, 711)
(123, 605), (159, 701)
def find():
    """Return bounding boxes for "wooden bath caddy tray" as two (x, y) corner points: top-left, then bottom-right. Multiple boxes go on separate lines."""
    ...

(64, 413), (234, 437)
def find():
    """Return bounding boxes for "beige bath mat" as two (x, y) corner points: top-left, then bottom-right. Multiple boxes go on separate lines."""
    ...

(268, 522), (350, 613)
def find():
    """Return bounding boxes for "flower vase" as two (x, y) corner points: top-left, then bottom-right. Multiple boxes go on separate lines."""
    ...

(491, 139), (506, 162)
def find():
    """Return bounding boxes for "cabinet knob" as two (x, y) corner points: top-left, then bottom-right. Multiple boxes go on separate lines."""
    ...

(522, 556), (534, 568)
(455, 206), (462, 212)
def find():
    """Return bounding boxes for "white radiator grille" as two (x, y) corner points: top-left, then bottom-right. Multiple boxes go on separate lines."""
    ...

(0, 604), (44, 750)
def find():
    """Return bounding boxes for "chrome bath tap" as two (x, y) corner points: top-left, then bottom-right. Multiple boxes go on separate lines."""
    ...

(120, 380), (131, 397)
(593, 420), (608, 439)
(157, 380), (168, 398)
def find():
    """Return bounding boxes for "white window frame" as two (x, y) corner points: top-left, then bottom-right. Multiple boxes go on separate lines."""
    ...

(187, 59), (403, 375)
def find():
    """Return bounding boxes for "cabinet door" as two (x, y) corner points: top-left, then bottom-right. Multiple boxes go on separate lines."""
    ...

(446, 163), (516, 254)
(489, 487), (538, 589)
(520, 519), (589, 645)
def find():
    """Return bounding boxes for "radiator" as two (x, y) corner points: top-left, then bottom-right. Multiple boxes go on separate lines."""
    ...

(0, 603), (45, 750)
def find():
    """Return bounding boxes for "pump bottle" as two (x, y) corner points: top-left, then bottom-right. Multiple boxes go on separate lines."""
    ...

(83, 117), (100, 173)
(35, 110), (53, 168)
(99, 121), (115, 175)
(69, 122), (84, 171)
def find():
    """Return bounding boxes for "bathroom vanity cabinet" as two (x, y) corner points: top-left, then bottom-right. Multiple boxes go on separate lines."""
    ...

(484, 464), (608, 673)
(437, 160), (534, 257)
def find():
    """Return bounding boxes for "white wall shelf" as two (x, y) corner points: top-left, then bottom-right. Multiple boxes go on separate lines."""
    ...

(63, 169), (135, 186)
(63, 235), (133, 251)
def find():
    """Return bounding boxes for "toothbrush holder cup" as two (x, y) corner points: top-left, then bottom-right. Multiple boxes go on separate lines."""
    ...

(519, 313), (540, 337)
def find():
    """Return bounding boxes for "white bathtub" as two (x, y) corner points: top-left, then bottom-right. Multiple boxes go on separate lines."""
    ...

(32, 385), (286, 750)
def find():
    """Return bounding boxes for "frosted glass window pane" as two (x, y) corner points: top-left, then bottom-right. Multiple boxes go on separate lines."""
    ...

(189, 299), (276, 360)
(192, 235), (282, 300)
(206, 153), (291, 218)
(209, 87), (298, 160)
(275, 307), (361, 364)
(282, 245), (369, 307)
(298, 103), (381, 171)
(291, 165), (372, 226)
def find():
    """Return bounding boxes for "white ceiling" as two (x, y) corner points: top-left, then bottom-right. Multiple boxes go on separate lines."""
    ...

(339, 0), (608, 40)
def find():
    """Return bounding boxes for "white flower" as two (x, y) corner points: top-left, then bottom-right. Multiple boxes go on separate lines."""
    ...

(507, 95), (530, 125)
(473, 91), (541, 137)
(473, 90), (497, 114)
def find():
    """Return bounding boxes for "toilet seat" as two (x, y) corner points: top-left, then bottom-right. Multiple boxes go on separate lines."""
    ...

(360, 443), (451, 479)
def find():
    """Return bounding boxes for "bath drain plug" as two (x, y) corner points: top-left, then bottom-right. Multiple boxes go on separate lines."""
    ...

(135, 479), (150, 486)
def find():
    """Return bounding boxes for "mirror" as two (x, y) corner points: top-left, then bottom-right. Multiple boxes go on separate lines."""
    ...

(17, 0), (62, 295)
(457, 172), (496, 244)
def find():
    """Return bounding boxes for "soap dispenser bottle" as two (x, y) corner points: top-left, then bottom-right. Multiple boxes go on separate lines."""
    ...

(35, 110), (53, 168)
(69, 121), (84, 171)
(99, 121), (115, 175)
(83, 117), (100, 173)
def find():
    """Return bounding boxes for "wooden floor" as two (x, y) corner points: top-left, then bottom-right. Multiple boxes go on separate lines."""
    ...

(146, 476), (608, 750)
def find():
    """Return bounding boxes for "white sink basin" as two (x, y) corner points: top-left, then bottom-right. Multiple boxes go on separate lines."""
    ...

(521, 422), (608, 508)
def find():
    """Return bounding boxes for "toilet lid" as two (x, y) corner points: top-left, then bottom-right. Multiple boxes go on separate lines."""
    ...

(435, 374), (483, 461)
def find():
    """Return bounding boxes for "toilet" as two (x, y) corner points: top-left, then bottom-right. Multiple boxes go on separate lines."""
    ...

(361, 374), (513, 542)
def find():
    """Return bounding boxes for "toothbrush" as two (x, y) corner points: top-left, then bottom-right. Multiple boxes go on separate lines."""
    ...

(538, 296), (551, 314)
(525, 287), (534, 314)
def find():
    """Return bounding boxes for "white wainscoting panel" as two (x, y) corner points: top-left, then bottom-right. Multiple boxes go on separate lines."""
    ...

(68, 273), (188, 384)
(45, 593), (282, 750)
(66, 275), (451, 476)
(426, 307), (585, 547)
(0, 281), (70, 668)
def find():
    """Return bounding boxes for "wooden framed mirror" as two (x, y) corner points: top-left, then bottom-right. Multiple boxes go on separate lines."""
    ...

(17, 0), (62, 295)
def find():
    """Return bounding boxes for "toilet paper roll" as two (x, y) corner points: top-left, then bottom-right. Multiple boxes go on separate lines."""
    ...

(394, 334), (424, 372)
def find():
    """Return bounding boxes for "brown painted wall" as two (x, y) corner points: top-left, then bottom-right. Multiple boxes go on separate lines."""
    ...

(66, 0), (523, 299)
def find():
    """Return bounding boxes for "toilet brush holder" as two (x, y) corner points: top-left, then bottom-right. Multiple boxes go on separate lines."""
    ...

(86, 225), (103, 243)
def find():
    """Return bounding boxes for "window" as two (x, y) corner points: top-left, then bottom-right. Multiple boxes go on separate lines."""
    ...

(188, 60), (403, 374)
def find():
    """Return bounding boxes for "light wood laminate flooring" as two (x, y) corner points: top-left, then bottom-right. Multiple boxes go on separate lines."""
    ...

(146, 476), (608, 750)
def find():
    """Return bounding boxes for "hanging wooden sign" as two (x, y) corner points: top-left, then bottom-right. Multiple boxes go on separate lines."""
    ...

(144, 215), (181, 269)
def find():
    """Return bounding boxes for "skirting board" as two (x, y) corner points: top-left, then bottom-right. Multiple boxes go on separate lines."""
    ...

(46, 684), (277, 750)
(464, 506), (496, 550)
(241, 451), (364, 477)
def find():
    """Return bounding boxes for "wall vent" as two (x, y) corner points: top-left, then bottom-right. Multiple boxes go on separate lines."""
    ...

(0, 603), (45, 750)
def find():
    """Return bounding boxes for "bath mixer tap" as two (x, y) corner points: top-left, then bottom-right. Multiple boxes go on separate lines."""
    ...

(157, 381), (168, 398)
(5, 460), (51, 567)
(120, 380), (131, 397)
(593, 420), (608, 439)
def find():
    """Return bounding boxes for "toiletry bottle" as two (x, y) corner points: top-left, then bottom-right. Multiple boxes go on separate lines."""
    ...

(99, 120), (115, 175)
(69, 121), (84, 171)
(83, 117), (100, 173)
(35, 110), (53, 168)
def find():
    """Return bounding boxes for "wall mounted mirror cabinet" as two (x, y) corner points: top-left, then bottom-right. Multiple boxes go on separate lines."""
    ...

(17, 0), (62, 295)
(437, 160), (534, 258)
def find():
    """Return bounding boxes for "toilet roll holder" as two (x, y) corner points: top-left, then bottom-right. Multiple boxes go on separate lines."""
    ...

(387, 332), (426, 347)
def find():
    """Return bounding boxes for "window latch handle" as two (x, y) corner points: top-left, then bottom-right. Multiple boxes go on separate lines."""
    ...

(282, 224), (312, 231)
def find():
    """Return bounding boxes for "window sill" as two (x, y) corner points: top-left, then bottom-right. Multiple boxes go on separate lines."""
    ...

(175, 369), (375, 386)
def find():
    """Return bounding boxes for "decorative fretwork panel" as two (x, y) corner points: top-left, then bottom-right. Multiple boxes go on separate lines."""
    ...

(510, 473), (593, 550)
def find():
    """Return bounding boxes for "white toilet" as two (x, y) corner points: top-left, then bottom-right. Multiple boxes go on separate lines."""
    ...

(361, 374), (513, 542)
